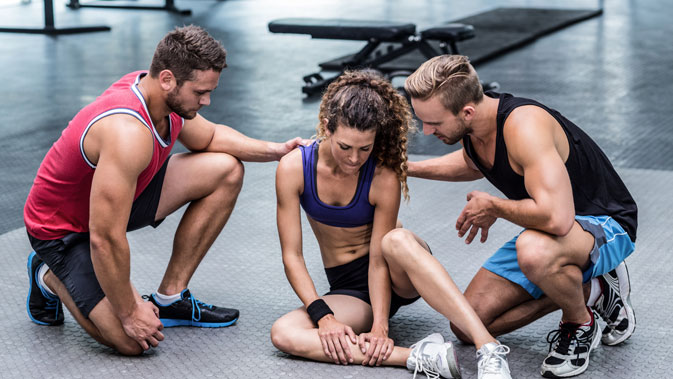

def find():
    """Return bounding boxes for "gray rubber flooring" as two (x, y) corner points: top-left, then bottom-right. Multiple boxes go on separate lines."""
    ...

(1, 0), (672, 377)
(2, 159), (671, 378)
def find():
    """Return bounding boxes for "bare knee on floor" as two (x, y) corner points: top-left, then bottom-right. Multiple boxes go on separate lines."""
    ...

(114, 341), (144, 356)
(94, 325), (145, 356)
(270, 318), (299, 355)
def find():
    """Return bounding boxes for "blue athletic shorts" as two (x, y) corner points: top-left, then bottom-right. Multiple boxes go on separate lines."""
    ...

(482, 215), (635, 299)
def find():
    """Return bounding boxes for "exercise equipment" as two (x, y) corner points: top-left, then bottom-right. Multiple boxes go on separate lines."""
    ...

(268, 18), (478, 95)
(0, 0), (110, 34)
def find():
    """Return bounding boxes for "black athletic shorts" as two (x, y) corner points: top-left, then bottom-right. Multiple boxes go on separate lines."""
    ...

(27, 156), (171, 318)
(323, 246), (432, 318)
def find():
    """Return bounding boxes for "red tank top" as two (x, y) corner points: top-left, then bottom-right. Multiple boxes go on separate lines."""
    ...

(24, 71), (184, 240)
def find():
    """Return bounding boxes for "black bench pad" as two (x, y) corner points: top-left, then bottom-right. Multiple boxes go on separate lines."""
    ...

(421, 23), (475, 41)
(268, 18), (416, 41)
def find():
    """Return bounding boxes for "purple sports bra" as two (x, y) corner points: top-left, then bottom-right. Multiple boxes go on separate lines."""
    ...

(299, 141), (376, 227)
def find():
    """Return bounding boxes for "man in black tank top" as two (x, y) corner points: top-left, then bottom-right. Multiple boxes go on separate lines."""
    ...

(398, 55), (637, 378)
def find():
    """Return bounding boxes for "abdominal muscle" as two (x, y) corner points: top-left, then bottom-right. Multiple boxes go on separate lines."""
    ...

(307, 216), (372, 268)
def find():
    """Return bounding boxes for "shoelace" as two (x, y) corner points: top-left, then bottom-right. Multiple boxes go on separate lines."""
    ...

(546, 323), (592, 361)
(409, 343), (440, 379)
(189, 295), (215, 322)
(478, 344), (510, 374)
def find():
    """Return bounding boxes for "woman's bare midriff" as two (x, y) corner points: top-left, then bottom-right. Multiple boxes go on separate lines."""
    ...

(307, 216), (372, 268)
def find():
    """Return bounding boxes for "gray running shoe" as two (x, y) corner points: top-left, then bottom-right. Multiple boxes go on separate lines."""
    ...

(407, 333), (462, 378)
(592, 261), (636, 345)
(477, 342), (512, 379)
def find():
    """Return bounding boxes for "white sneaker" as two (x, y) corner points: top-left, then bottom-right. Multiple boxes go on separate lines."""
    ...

(476, 342), (511, 379)
(406, 333), (461, 379)
(592, 261), (636, 345)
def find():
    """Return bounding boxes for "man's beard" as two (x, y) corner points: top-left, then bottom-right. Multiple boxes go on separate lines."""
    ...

(439, 120), (469, 145)
(166, 88), (198, 120)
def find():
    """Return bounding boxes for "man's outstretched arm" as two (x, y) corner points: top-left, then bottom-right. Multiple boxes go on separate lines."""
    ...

(408, 148), (483, 182)
(179, 114), (309, 161)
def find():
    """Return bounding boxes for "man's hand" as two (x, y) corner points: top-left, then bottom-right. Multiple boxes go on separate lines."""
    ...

(358, 327), (394, 366)
(317, 315), (358, 365)
(456, 190), (497, 244)
(120, 300), (164, 351)
(275, 137), (312, 160)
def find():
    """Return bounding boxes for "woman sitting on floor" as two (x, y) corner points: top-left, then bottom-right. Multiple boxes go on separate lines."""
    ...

(270, 70), (507, 379)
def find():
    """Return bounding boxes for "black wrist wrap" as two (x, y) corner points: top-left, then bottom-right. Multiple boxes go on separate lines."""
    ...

(307, 299), (334, 325)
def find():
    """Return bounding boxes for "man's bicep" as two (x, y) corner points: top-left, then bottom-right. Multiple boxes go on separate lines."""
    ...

(521, 151), (575, 234)
(179, 114), (216, 151)
(89, 128), (152, 234)
(89, 160), (136, 234)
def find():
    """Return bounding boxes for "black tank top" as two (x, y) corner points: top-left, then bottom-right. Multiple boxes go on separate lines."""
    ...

(463, 92), (638, 241)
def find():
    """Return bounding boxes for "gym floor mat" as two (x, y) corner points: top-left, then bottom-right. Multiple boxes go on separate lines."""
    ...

(0, 158), (667, 378)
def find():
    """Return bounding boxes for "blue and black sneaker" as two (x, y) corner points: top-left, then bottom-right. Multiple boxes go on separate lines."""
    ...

(27, 251), (64, 326)
(146, 289), (238, 328)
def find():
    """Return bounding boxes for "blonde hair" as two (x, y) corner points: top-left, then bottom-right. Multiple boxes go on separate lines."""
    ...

(316, 70), (416, 200)
(404, 55), (483, 114)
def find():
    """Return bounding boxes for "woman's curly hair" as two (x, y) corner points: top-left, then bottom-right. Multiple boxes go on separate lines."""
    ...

(316, 70), (416, 200)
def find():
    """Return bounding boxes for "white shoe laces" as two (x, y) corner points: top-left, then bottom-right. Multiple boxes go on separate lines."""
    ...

(410, 344), (441, 379)
(477, 344), (510, 376)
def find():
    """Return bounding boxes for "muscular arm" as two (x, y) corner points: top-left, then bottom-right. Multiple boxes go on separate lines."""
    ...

(86, 115), (153, 319)
(407, 148), (483, 181)
(275, 151), (321, 307)
(483, 108), (575, 235)
(179, 114), (304, 161)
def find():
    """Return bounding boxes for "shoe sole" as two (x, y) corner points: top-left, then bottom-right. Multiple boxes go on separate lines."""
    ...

(541, 325), (601, 378)
(26, 251), (51, 326)
(602, 262), (636, 346)
(445, 341), (462, 379)
(160, 317), (238, 328)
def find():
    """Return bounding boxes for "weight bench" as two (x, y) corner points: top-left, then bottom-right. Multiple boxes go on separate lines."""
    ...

(268, 18), (489, 96)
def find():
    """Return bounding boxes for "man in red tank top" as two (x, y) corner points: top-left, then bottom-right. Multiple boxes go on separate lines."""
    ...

(24, 25), (307, 355)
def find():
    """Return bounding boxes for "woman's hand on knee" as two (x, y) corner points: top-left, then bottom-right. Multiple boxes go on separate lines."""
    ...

(317, 315), (357, 365)
(358, 328), (394, 366)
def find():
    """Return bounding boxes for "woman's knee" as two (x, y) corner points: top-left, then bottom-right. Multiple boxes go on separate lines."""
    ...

(381, 228), (420, 262)
(270, 318), (296, 354)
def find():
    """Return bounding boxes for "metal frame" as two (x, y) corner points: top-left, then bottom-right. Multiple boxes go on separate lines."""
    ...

(0, 0), (110, 34)
(300, 35), (461, 96)
(66, 0), (191, 15)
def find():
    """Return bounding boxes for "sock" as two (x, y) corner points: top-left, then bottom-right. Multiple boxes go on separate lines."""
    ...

(582, 308), (595, 326)
(37, 263), (57, 297)
(154, 291), (182, 306)
(586, 278), (601, 307)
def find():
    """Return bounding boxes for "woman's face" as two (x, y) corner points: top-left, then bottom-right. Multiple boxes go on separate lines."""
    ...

(325, 122), (377, 175)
